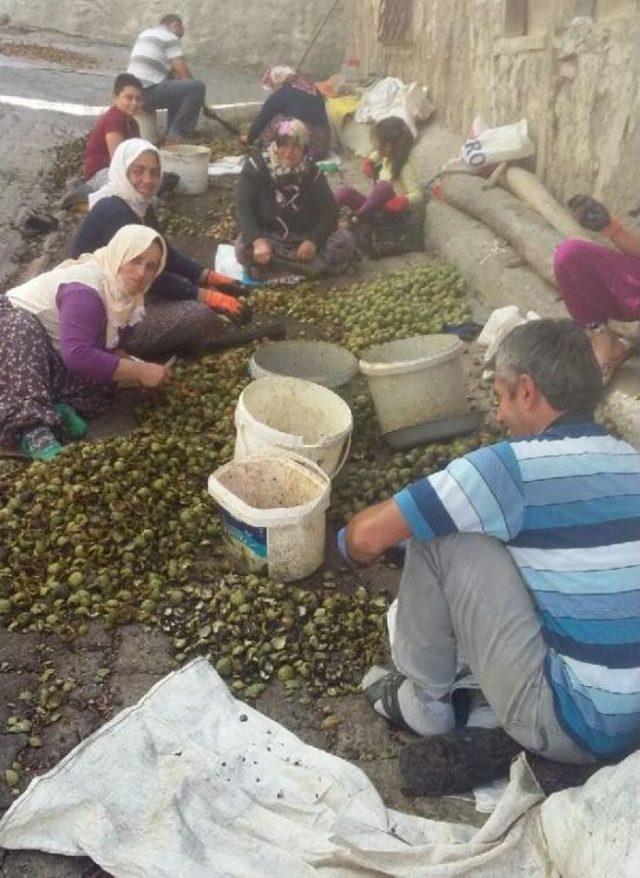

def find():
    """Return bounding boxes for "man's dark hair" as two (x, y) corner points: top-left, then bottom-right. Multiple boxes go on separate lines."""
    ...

(113, 73), (143, 95)
(160, 13), (183, 27)
(495, 318), (602, 413)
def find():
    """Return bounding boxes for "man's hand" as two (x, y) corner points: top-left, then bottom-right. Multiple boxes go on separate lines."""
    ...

(567, 195), (611, 232)
(170, 57), (192, 80)
(253, 238), (272, 266)
(296, 239), (317, 263)
(238, 134), (249, 146)
(343, 497), (412, 566)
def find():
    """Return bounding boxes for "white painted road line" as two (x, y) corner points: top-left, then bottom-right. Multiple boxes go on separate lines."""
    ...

(0, 94), (106, 115)
(0, 95), (262, 117)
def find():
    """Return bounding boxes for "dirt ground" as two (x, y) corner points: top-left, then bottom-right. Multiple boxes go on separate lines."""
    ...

(0, 33), (493, 874)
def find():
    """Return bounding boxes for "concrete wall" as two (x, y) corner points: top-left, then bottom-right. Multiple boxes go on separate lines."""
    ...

(0, 0), (347, 77)
(347, 0), (638, 213)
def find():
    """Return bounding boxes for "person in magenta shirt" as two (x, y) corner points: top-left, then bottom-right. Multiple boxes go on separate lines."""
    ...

(554, 194), (639, 383)
(1, 226), (170, 461)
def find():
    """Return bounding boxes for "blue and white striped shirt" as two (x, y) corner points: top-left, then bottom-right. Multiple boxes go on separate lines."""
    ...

(395, 416), (640, 758)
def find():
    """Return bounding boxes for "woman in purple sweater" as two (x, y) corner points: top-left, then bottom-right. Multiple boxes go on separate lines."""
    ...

(1, 225), (169, 461)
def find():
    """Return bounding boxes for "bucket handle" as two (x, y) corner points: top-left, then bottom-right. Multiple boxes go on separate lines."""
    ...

(332, 431), (352, 477)
(235, 419), (304, 451)
(237, 423), (352, 478)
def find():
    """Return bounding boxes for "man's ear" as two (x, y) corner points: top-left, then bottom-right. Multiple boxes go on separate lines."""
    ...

(520, 373), (539, 409)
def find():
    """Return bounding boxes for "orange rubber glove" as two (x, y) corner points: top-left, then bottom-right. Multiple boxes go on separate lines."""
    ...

(201, 270), (249, 297)
(383, 194), (409, 213)
(200, 289), (251, 325)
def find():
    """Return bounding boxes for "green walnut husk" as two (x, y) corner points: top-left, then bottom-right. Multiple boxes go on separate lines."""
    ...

(0, 245), (499, 699)
(49, 137), (86, 190)
(252, 263), (470, 355)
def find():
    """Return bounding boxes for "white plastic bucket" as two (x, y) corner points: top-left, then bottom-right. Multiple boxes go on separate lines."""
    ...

(250, 340), (358, 389)
(159, 144), (211, 195)
(207, 451), (331, 582)
(234, 377), (352, 477)
(359, 335), (470, 438)
(135, 111), (159, 145)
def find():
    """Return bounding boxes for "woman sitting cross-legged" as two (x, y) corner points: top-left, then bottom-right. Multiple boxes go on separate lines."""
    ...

(235, 119), (357, 278)
(554, 194), (639, 383)
(1, 226), (170, 462)
(71, 138), (252, 359)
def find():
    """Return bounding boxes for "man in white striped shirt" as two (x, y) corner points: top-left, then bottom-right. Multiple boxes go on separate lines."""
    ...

(127, 14), (206, 143)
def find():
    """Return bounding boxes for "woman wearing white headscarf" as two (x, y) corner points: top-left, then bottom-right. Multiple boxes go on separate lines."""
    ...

(241, 64), (331, 161)
(70, 139), (252, 358)
(1, 225), (168, 461)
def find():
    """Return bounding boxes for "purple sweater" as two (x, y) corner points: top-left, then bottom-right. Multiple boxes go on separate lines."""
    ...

(57, 283), (126, 383)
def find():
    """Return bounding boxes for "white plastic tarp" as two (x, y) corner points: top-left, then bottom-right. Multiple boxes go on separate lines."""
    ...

(0, 658), (638, 877)
(208, 156), (245, 176)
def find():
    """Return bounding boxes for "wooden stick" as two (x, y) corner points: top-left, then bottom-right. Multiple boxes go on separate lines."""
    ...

(201, 105), (241, 137)
(504, 166), (587, 238)
(295, 0), (343, 72)
(481, 161), (508, 191)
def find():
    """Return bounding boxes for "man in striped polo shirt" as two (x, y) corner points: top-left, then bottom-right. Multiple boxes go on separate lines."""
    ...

(127, 14), (206, 143)
(339, 319), (639, 763)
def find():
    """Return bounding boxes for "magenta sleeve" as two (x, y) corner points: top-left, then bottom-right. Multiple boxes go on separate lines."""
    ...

(57, 283), (120, 383)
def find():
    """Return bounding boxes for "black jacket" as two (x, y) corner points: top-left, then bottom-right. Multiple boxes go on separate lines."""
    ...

(247, 84), (329, 143)
(235, 154), (337, 247)
(70, 196), (202, 301)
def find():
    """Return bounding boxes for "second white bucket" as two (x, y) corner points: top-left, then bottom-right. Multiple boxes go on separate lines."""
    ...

(208, 451), (331, 581)
(234, 376), (353, 477)
(158, 144), (211, 195)
(359, 334), (475, 447)
(135, 111), (159, 145)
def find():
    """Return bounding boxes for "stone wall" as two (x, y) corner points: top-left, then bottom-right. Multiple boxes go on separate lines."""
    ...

(0, 0), (347, 77)
(347, 0), (638, 213)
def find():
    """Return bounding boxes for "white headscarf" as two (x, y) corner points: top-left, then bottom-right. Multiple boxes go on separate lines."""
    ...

(6, 225), (167, 350)
(89, 138), (161, 217)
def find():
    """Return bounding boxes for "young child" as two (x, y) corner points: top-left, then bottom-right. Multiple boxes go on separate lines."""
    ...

(82, 73), (144, 189)
(334, 116), (422, 220)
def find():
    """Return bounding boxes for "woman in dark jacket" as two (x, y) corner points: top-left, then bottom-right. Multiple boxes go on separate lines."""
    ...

(71, 138), (249, 357)
(235, 119), (356, 277)
(240, 65), (331, 161)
